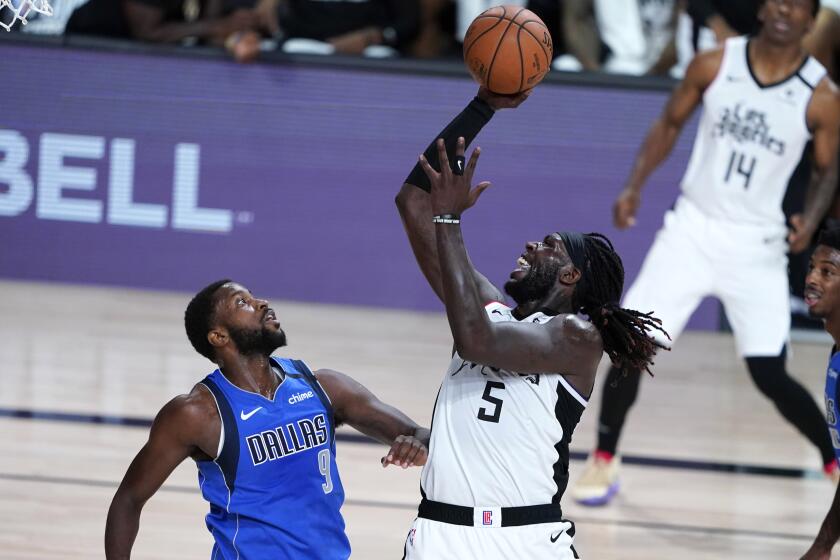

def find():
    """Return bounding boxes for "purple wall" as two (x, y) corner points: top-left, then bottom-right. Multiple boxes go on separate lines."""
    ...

(0, 44), (718, 328)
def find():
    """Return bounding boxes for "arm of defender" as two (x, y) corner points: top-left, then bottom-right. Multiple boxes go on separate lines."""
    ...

(801, 480), (840, 559)
(790, 80), (840, 253)
(315, 369), (430, 468)
(104, 393), (215, 559)
(614, 47), (720, 228)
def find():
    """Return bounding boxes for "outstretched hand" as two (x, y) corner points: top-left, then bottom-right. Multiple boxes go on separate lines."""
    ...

(477, 86), (532, 110)
(381, 434), (428, 468)
(613, 188), (641, 229)
(419, 137), (491, 216)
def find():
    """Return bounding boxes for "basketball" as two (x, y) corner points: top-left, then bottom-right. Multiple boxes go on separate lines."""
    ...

(463, 5), (553, 95)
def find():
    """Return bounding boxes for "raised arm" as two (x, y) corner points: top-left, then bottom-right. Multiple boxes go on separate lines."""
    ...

(418, 139), (603, 383)
(314, 369), (429, 468)
(789, 79), (840, 253)
(105, 390), (218, 559)
(614, 47), (722, 228)
(396, 88), (528, 303)
(801, 480), (840, 559)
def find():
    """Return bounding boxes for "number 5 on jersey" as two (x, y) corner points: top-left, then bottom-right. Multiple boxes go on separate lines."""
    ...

(477, 381), (506, 423)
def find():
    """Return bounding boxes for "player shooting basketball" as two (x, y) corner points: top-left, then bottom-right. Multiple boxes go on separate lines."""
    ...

(394, 89), (667, 558)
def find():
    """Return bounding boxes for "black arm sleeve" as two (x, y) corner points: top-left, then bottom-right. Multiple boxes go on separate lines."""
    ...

(405, 97), (495, 192)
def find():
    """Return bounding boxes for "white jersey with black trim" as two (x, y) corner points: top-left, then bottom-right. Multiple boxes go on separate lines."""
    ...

(679, 36), (826, 234)
(419, 301), (588, 507)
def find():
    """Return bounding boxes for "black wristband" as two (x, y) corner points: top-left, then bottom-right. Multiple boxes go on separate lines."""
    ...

(405, 96), (495, 192)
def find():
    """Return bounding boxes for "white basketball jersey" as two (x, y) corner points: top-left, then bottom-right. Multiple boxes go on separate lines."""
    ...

(679, 36), (826, 232)
(420, 302), (588, 507)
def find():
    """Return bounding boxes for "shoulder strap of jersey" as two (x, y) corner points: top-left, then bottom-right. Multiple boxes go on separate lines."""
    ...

(200, 375), (240, 498)
(290, 359), (337, 448)
(719, 35), (748, 78)
(797, 57), (827, 91)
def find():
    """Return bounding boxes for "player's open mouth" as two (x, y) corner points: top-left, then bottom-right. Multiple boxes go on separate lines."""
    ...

(511, 256), (531, 276)
(264, 309), (277, 322)
(803, 290), (820, 306)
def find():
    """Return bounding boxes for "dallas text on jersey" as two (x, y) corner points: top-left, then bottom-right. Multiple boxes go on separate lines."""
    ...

(245, 413), (329, 466)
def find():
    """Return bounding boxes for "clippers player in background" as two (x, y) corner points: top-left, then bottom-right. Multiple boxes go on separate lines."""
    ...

(394, 90), (668, 558)
(105, 280), (429, 559)
(802, 228), (840, 560)
(572, 0), (840, 506)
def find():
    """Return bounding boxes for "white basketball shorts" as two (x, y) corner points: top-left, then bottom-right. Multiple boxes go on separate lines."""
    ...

(623, 197), (790, 357)
(401, 517), (579, 560)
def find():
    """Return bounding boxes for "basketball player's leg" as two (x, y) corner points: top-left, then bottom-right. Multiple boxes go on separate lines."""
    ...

(573, 215), (711, 505)
(721, 256), (836, 469)
(597, 221), (710, 451)
(402, 517), (580, 560)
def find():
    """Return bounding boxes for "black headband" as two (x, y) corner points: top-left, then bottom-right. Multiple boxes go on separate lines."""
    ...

(555, 231), (587, 271)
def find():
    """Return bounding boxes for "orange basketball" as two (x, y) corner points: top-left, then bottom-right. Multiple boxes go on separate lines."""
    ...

(463, 5), (553, 95)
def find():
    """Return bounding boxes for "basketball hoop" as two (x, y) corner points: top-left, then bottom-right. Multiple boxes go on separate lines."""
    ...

(0, 0), (53, 31)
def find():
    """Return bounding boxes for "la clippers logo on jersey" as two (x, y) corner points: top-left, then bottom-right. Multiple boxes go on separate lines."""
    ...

(246, 413), (329, 465)
(483, 510), (493, 525)
(520, 373), (541, 385)
(452, 359), (500, 377)
(713, 103), (785, 156)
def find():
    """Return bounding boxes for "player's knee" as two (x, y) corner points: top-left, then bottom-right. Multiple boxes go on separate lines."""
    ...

(603, 365), (642, 402)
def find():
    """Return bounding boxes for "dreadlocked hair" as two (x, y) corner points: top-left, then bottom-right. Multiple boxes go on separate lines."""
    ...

(574, 233), (670, 376)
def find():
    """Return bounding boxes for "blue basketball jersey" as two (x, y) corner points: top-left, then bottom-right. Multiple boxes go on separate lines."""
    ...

(825, 350), (840, 467)
(196, 357), (350, 560)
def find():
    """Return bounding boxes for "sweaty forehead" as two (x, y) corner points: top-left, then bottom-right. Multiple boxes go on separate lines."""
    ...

(216, 282), (250, 305)
(815, 245), (840, 266)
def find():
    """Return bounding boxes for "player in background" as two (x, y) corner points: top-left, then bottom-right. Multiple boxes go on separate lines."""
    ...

(801, 228), (840, 560)
(572, 0), (840, 506)
(105, 279), (429, 559)
(395, 89), (667, 558)
(805, 0), (840, 76)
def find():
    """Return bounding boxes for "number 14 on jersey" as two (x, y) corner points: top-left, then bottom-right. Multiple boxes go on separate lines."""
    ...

(724, 150), (756, 189)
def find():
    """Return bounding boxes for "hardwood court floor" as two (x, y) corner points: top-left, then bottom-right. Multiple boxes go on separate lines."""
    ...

(0, 280), (835, 559)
